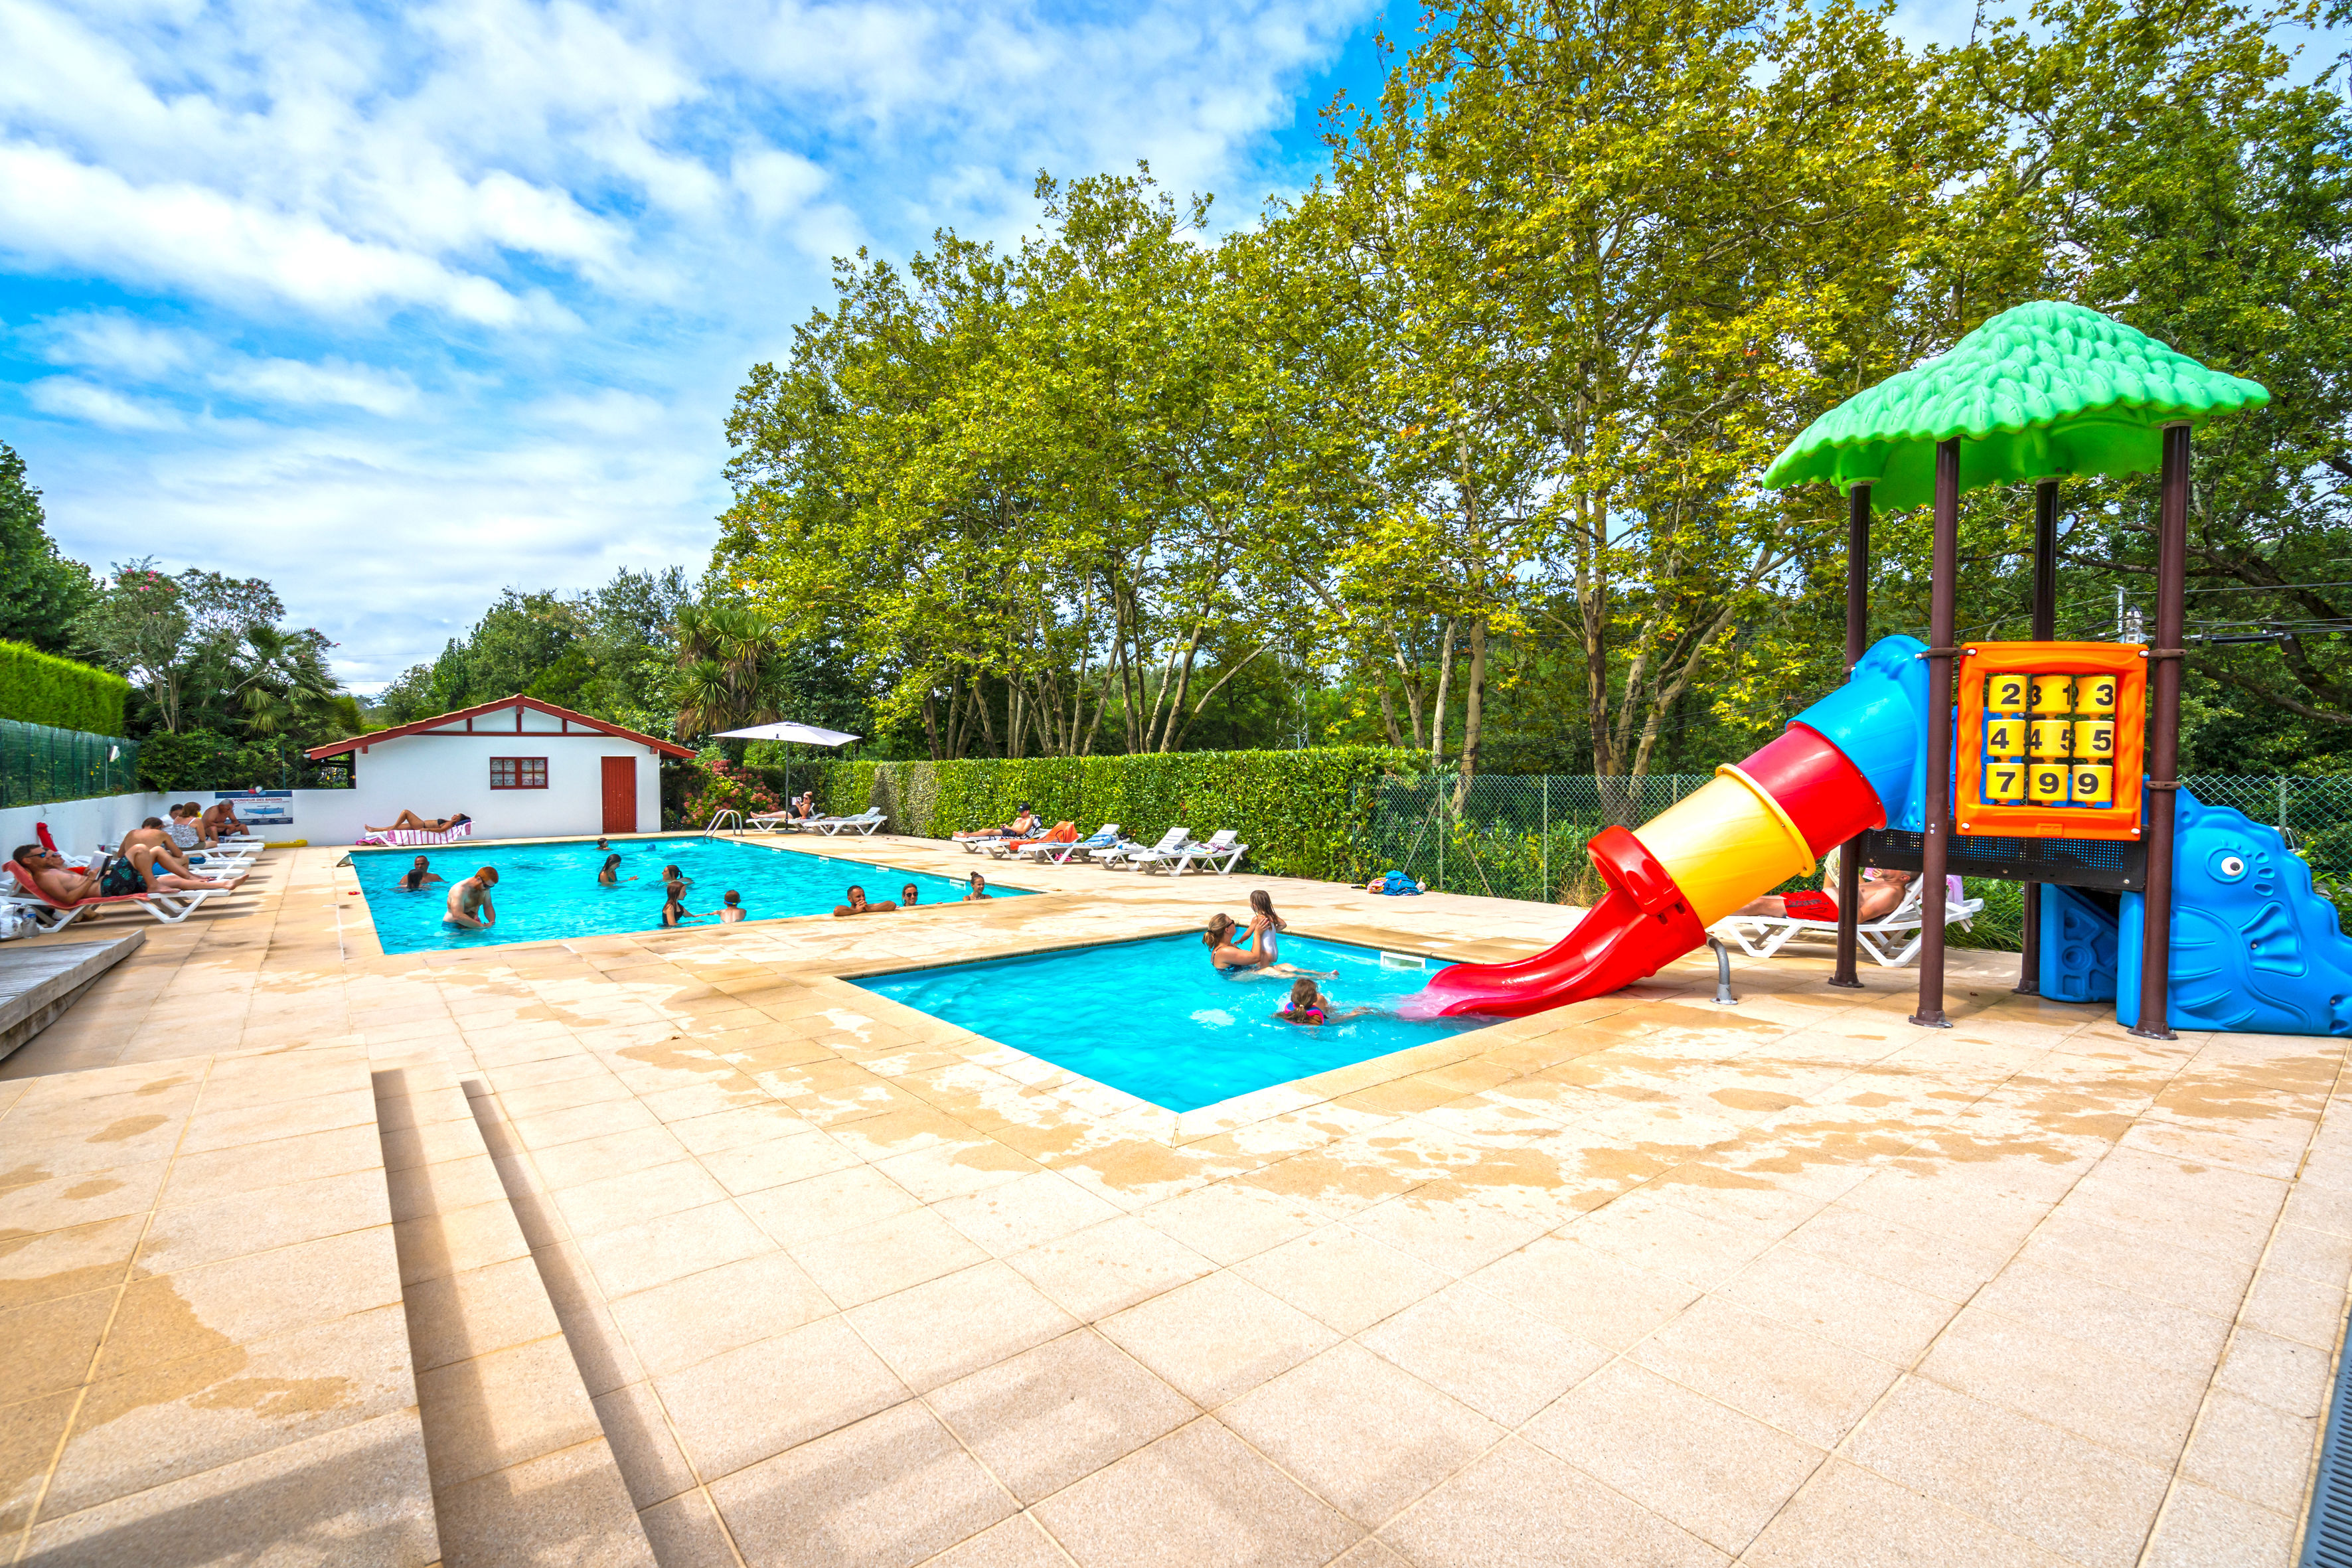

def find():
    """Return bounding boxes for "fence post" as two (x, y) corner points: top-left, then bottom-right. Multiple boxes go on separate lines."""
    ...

(1437, 779), (1445, 893)
(2279, 777), (2290, 842)
(1541, 776), (1549, 903)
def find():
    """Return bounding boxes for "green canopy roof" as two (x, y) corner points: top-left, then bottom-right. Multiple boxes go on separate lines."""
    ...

(1761, 301), (2269, 511)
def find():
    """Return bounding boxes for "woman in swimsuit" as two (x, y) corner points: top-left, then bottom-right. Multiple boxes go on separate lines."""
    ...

(598, 854), (635, 886)
(1203, 913), (1330, 979)
(367, 810), (472, 834)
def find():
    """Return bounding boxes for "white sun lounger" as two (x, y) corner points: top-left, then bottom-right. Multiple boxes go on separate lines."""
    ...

(356, 821), (477, 848)
(5, 862), (219, 928)
(1010, 825), (1121, 866)
(1711, 881), (1984, 969)
(1163, 829), (1245, 876)
(1102, 828), (1193, 872)
(809, 809), (887, 836)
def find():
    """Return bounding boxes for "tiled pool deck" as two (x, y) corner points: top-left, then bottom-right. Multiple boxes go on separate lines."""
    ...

(0, 833), (2343, 1566)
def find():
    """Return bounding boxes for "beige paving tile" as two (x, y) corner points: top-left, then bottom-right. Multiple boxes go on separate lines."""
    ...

(594, 1379), (698, 1508)
(2141, 1479), (2296, 1568)
(2240, 1266), (2344, 1349)
(1630, 1295), (1899, 1450)
(935, 1169), (1123, 1256)
(2010, 1210), (2256, 1320)
(553, 1159), (733, 1239)
(1917, 1306), (2209, 1464)
(1844, 1375), (2169, 1568)
(1524, 1360), (1823, 1553)
(1464, 1232), (1702, 1352)
(578, 1198), (775, 1300)
(710, 1400), (1014, 1568)
(738, 1165), (925, 1248)
(874, 1138), (1040, 1204)
(639, 1487), (742, 1568)
(1222, 1342), (1501, 1527)
(1565, 1189), (1780, 1289)
(47, 1300), (418, 1516)
(844, 1261), (1079, 1393)
(0, 1157), (168, 1236)
(387, 1152), (510, 1223)
(655, 1315), (908, 1481)
(1003, 1215), (1216, 1322)
(792, 1207), (990, 1308)
(525, 1125), (692, 1190)
(1780, 1202), (2015, 1303)
(1972, 1258), (2233, 1378)
(2180, 1387), (2320, 1516)
(701, 1129), (862, 1195)
(1137, 1180), (1320, 1265)
(395, 1197), (534, 1286)
(430, 1437), (659, 1567)
(22, 1406), (437, 1568)
(0, 1214), (141, 1309)
(402, 1253), (564, 1375)
(1743, 1455), (2073, 1567)
(0, 1287), (111, 1407)
(416, 1334), (606, 1489)
(929, 1328), (1196, 1504)
(1227, 1224), (1450, 1336)
(918, 1512), (1072, 1568)
(1382, 1435), (1722, 1567)
(1716, 1241), (1958, 1364)
(1099, 1271), (1338, 1409)
(668, 1099), (822, 1155)
(605, 1249), (834, 1377)
(135, 1165), (390, 1273)
(2214, 1326), (2334, 1419)
(100, 1223), (404, 1379)
(1358, 1279), (1608, 1426)
(509, 1095), (662, 1150)
(1030, 1416), (1358, 1568)
(1342, 1182), (1557, 1277)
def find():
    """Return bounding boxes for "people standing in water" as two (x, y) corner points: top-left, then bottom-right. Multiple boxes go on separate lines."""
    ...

(964, 872), (990, 902)
(398, 856), (443, 892)
(445, 867), (499, 929)
(597, 854), (637, 886)
(833, 884), (898, 917)
(661, 883), (712, 926)
(720, 890), (745, 923)
(1202, 913), (1331, 978)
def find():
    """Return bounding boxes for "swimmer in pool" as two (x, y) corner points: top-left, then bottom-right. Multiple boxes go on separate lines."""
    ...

(661, 884), (711, 926)
(1276, 978), (1370, 1026)
(833, 884), (898, 917)
(720, 890), (745, 923)
(662, 863), (692, 888)
(398, 855), (444, 892)
(1202, 913), (1330, 979)
(445, 867), (498, 929)
(598, 854), (637, 886)
(901, 883), (921, 907)
(963, 872), (990, 902)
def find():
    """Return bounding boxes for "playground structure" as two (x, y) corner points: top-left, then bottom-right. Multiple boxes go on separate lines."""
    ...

(1415, 301), (2349, 1038)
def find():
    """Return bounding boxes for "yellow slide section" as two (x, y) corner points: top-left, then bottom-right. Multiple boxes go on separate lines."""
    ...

(1629, 768), (1817, 925)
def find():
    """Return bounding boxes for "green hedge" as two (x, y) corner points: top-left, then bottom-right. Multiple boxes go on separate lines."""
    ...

(775, 747), (1423, 883)
(0, 641), (127, 736)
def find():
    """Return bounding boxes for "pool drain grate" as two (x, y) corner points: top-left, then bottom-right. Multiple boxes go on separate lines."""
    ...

(2301, 1305), (2352, 1565)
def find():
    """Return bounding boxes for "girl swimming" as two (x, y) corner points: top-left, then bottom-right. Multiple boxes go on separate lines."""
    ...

(662, 863), (692, 888)
(1277, 978), (1368, 1025)
(598, 854), (635, 886)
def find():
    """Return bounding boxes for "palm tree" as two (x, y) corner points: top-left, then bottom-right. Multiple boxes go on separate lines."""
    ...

(671, 606), (791, 752)
(235, 624), (347, 740)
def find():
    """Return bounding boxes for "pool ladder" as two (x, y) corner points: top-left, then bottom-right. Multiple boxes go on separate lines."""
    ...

(704, 809), (745, 836)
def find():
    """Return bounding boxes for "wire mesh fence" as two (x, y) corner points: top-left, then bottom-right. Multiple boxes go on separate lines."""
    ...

(0, 722), (141, 809)
(1356, 771), (2352, 953)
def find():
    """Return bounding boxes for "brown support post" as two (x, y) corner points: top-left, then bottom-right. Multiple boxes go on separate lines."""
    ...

(2016, 479), (2059, 996)
(1830, 483), (1871, 990)
(1912, 439), (1960, 1029)
(2133, 425), (2191, 1040)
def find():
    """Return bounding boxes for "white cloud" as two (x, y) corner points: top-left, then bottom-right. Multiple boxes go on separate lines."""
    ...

(37, 311), (198, 377)
(210, 357), (419, 416)
(25, 375), (183, 429)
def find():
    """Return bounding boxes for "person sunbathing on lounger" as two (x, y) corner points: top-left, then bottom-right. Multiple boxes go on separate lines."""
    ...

(11, 846), (104, 906)
(445, 867), (498, 929)
(956, 805), (1037, 841)
(368, 810), (473, 834)
(1731, 866), (1912, 922)
(200, 801), (248, 840)
(119, 822), (245, 890)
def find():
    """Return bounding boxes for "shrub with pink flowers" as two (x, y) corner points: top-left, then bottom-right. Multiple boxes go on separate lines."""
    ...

(674, 750), (783, 825)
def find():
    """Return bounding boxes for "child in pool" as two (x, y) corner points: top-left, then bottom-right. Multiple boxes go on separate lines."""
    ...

(964, 872), (990, 902)
(661, 884), (712, 926)
(598, 854), (636, 886)
(1244, 890), (1286, 962)
(661, 863), (693, 888)
(1277, 978), (1368, 1026)
(720, 890), (745, 923)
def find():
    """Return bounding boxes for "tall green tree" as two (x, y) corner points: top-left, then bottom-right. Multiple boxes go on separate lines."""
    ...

(0, 443), (94, 654)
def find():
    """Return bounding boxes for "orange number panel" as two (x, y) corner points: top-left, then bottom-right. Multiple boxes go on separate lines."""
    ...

(1954, 642), (2148, 840)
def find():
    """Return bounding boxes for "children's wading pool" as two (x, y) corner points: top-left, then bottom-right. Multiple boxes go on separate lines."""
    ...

(852, 933), (1489, 1113)
(353, 836), (1027, 953)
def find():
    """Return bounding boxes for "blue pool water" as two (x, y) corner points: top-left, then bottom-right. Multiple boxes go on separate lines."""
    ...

(354, 836), (1029, 953)
(852, 933), (1487, 1112)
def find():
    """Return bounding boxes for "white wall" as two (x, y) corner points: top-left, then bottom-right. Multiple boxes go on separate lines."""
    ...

(339, 733), (663, 845)
(0, 793), (171, 861)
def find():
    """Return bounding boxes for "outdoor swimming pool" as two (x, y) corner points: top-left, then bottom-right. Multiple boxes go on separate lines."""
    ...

(853, 933), (1488, 1112)
(353, 836), (1028, 953)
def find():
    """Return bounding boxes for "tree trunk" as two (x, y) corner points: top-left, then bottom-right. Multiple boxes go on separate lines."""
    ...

(1375, 680), (1404, 749)
(1452, 617), (1487, 813)
(1429, 618), (1456, 771)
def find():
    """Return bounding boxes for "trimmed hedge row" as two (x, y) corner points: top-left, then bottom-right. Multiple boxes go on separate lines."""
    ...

(0, 641), (127, 736)
(785, 747), (1424, 883)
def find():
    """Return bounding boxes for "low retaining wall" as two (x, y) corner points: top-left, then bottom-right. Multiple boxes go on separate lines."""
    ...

(0, 793), (172, 860)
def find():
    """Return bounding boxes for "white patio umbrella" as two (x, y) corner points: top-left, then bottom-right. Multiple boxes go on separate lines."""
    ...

(712, 721), (862, 808)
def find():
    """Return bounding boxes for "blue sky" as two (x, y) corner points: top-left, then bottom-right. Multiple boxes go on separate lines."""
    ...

(0, 0), (2220, 693)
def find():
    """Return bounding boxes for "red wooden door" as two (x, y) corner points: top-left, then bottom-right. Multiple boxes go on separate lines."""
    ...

(601, 756), (637, 834)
